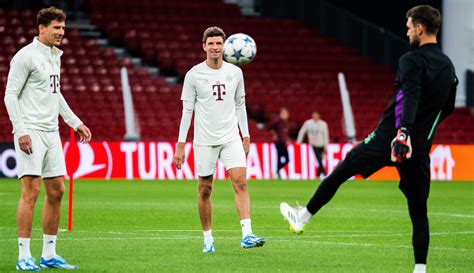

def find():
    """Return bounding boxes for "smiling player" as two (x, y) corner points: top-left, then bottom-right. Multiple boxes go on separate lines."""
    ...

(173, 26), (265, 253)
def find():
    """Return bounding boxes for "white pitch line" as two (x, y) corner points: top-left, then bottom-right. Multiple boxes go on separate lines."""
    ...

(243, 205), (474, 219)
(270, 239), (474, 252)
(270, 231), (474, 239)
(64, 229), (402, 234)
(71, 201), (196, 207)
(0, 236), (200, 241)
(0, 236), (471, 252)
(1, 226), (473, 236)
(1, 201), (472, 218)
(1, 231), (472, 240)
(88, 230), (474, 238)
(429, 212), (474, 218)
(329, 207), (474, 218)
(2, 230), (472, 238)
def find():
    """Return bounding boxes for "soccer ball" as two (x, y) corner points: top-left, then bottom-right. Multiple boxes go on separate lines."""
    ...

(223, 33), (257, 66)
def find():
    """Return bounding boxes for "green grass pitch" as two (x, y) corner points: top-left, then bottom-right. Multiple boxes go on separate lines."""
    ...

(0, 179), (472, 272)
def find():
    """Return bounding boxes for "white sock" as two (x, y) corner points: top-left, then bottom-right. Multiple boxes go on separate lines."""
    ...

(18, 238), (32, 260)
(240, 219), (252, 238)
(203, 229), (213, 244)
(298, 207), (313, 223)
(42, 234), (57, 260)
(413, 264), (426, 273)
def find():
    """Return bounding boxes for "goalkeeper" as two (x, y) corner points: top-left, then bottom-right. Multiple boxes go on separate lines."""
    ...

(280, 5), (457, 273)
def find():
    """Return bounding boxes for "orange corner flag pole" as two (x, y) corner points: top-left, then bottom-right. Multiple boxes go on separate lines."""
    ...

(68, 128), (75, 232)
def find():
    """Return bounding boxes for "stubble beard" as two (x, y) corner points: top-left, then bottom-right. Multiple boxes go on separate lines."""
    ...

(409, 36), (420, 49)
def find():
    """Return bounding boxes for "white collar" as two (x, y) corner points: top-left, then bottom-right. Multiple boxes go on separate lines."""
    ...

(32, 37), (63, 57)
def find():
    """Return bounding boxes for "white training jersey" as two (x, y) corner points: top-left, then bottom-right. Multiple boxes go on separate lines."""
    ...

(181, 61), (245, 145)
(4, 38), (82, 136)
(297, 119), (329, 148)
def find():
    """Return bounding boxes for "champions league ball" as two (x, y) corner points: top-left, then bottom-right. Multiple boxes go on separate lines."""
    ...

(223, 33), (257, 66)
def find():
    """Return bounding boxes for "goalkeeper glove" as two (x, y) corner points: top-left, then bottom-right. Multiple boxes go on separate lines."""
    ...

(391, 127), (412, 163)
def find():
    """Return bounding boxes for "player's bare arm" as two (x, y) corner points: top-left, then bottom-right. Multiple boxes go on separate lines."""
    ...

(242, 137), (250, 157)
(173, 142), (186, 170)
(77, 124), (92, 144)
(18, 135), (33, 154)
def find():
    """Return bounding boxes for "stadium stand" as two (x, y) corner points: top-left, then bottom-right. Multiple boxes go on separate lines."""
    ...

(1, 2), (473, 144)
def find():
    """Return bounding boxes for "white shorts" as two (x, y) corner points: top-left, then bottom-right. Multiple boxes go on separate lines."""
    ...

(14, 130), (66, 179)
(194, 139), (246, 177)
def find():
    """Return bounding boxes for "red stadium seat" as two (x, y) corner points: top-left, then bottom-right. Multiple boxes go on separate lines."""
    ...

(1, 6), (473, 144)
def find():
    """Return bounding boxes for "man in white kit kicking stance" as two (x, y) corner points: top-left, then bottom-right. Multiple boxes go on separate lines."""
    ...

(173, 26), (265, 253)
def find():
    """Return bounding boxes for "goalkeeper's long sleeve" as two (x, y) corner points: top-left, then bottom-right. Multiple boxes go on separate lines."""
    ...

(398, 54), (422, 132)
(438, 76), (458, 123)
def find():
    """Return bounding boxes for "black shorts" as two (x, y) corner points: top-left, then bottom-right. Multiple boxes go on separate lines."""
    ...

(342, 136), (392, 179)
(341, 136), (430, 200)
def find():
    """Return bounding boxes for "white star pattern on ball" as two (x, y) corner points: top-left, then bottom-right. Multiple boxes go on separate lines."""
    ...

(223, 33), (257, 66)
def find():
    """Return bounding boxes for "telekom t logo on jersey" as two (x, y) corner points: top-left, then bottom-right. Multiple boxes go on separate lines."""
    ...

(50, 75), (59, 93)
(212, 81), (226, 101)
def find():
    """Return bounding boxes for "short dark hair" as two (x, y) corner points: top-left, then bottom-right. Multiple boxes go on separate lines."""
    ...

(406, 5), (441, 35)
(202, 26), (226, 44)
(37, 6), (66, 27)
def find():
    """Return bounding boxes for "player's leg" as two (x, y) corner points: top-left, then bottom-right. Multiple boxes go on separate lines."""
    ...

(281, 140), (388, 233)
(16, 176), (42, 270)
(222, 140), (249, 221)
(282, 143), (290, 168)
(198, 175), (215, 252)
(17, 177), (41, 239)
(280, 142), (289, 171)
(227, 167), (250, 220)
(280, 150), (360, 233)
(397, 157), (430, 273)
(41, 176), (64, 258)
(198, 175), (214, 234)
(194, 144), (219, 252)
(306, 150), (360, 214)
(275, 142), (288, 177)
(39, 131), (77, 269)
(14, 131), (43, 270)
(223, 140), (265, 248)
(313, 146), (326, 177)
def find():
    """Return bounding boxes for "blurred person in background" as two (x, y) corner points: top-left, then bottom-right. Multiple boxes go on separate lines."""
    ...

(267, 107), (290, 179)
(296, 111), (329, 179)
